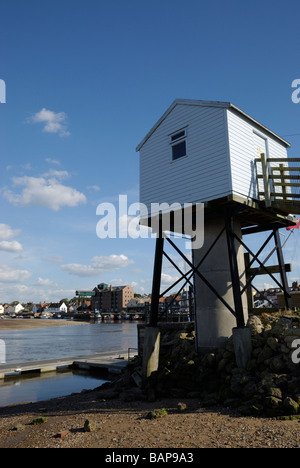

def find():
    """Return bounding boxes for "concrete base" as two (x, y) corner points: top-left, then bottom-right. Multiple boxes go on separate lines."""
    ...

(143, 327), (161, 378)
(193, 216), (248, 352)
(232, 327), (252, 368)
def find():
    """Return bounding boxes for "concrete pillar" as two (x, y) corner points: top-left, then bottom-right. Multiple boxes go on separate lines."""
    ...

(232, 327), (252, 368)
(143, 327), (161, 377)
(193, 216), (248, 352)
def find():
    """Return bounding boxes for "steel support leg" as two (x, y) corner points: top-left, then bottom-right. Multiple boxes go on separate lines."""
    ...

(149, 236), (164, 327)
(273, 229), (292, 309)
(225, 214), (246, 328)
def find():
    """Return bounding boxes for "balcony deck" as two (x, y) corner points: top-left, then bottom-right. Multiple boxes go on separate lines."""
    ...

(256, 155), (300, 215)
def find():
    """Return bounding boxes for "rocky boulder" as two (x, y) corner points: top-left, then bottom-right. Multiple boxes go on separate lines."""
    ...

(136, 314), (300, 417)
(103, 314), (300, 418)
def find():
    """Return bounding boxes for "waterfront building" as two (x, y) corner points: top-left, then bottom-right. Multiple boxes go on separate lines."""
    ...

(91, 283), (134, 314)
(6, 303), (24, 315)
(44, 302), (68, 313)
(277, 290), (300, 309)
(32, 303), (48, 314)
(126, 297), (150, 318)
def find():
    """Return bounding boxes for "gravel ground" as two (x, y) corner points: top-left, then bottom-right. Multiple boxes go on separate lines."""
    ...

(0, 385), (300, 449)
(1, 318), (300, 449)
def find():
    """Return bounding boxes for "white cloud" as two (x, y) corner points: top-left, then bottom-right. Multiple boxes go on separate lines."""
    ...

(61, 254), (134, 277)
(0, 284), (31, 302)
(44, 255), (64, 263)
(130, 267), (144, 274)
(90, 254), (135, 271)
(29, 108), (70, 137)
(0, 265), (31, 283)
(61, 264), (100, 276)
(162, 253), (192, 273)
(45, 158), (61, 166)
(0, 224), (23, 252)
(0, 224), (21, 240)
(0, 240), (23, 252)
(87, 185), (100, 192)
(3, 176), (87, 211)
(161, 272), (180, 285)
(0, 283), (75, 303)
(48, 288), (76, 301)
(35, 277), (58, 287)
(42, 169), (69, 179)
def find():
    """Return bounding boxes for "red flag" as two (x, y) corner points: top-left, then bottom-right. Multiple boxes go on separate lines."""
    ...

(287, 219), (300, 230)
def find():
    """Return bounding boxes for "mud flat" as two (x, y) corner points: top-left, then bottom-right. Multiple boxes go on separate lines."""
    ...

(0, 319), (86, 331)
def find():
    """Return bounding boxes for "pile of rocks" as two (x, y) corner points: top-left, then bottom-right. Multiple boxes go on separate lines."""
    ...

(127, 314), (300, 418)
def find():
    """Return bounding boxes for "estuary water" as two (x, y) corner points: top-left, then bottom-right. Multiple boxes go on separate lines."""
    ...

(0, 321), (138, 364)
(0, 321), (138, 407)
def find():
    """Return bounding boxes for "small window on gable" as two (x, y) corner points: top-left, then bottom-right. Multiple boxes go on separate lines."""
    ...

(171, 130), (185, 142)
(170, 128), (187, 161)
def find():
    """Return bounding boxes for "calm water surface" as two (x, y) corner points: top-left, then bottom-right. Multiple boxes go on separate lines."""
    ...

(0, 321), (139, 407)
(0, 321), (138, 363)
(0, 370), (108, 408)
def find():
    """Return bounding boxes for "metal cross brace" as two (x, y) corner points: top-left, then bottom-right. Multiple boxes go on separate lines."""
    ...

(165, 236), (237, 318)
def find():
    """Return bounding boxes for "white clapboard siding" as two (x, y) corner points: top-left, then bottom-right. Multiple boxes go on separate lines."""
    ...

(139, 103), (231, 212)
(137, 100), (290, 213)
(226, 109), (289, 200)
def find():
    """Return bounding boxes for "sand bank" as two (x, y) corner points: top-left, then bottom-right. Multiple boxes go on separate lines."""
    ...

(0, 319), (86, 331)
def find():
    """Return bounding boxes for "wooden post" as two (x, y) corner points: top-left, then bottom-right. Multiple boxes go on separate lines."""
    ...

(260, 152), (271, 207)
(279, 163), (287, 199)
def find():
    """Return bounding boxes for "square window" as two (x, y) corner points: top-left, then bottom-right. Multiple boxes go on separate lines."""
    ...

(172, 140), (186, 160)
(170, 128), (187, 161)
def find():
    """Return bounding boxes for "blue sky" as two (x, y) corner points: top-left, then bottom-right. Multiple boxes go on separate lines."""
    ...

(0, 0), (300, 303)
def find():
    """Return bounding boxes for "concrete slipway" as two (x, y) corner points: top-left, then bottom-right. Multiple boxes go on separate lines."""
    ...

(0, 350), (132, 380)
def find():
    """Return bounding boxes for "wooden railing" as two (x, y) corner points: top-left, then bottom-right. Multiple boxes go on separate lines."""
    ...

(255, 154), (300, 208)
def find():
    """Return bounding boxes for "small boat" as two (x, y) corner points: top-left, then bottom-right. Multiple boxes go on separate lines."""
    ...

(132, 314), (141, 320)
(94, 311), (102, 322)
(103, 314), (114, 321)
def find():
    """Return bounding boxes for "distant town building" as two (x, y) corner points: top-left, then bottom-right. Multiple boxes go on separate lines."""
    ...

(277, 285), (300, 309)
(32, 303), (48, 314)
(253, 283), (300, 309)
(91, 283), (134, 313)
(44, 302), (68, 313)
(6, 303), (24, 315)
(76, 300), (91, 312)
(126, 297), (151, 317)
(0, 305), (4, 315)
